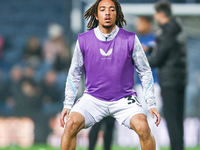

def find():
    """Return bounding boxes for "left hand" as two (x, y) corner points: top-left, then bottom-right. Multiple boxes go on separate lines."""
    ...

(149, 108), (161, 127)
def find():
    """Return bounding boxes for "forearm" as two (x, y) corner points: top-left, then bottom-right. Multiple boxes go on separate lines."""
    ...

(133, 36), (156, 110)
(63, 40), (84, 109)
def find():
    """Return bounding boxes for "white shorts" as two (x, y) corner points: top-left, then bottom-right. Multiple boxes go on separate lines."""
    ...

(70, 93), (146, 128)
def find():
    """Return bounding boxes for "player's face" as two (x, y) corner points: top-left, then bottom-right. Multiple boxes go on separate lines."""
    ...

(95, 0), (117, 33)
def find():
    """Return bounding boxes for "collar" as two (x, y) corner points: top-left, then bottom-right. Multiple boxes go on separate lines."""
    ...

(94, 25), (119, 41)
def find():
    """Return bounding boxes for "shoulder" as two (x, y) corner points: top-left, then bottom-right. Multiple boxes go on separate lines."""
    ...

(162, 18), (182, 36)
(118, 28), (136, 43)
(78, 29), (95, 52)
(119, 28), (136, 36)
(78, 29), (94, 38)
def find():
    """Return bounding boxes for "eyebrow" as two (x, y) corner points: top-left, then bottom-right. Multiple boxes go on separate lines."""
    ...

(99, 6), (116, 9)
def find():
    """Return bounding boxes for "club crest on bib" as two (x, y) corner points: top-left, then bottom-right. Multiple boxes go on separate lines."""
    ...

(100, 48), (113, 56)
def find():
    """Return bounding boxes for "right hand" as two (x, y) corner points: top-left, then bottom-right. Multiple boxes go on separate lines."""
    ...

(60, 108), (71, 128)
(142, 44), (149, 52)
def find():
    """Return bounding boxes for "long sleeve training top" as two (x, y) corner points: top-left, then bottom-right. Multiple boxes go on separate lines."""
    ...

(63, 25), (156, 110)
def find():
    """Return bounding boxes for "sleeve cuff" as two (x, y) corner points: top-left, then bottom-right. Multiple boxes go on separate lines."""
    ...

(147, 99), (156, 110)
(147, 104), (156, 110)
(63, 102), (73, 110)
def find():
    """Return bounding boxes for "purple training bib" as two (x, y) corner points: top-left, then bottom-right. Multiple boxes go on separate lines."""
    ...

(78, 28), (137, 101)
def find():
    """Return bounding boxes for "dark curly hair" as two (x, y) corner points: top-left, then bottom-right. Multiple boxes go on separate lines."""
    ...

(84, 0), (127, 30)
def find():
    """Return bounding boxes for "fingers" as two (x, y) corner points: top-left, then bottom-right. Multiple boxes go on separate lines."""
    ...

(60, 109), (70, 128)
(149, 108), (161, 127)
(154, 110), (161, 127)
(60, 112), (65, 128)
(150, 111), (155, 119)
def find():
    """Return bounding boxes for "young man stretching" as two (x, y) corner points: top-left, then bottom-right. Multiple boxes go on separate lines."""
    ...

(60, 0), (161, 150)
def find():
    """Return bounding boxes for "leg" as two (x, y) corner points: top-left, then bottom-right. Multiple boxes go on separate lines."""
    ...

(88, 119), (103, 150)
(130, 114), (156, 150)
(103, 116), (115, 150)
(61, 112), (85, 150)
(161, 86), (185, 150)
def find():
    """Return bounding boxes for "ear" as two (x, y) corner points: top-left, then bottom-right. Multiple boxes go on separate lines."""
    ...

(94, 13), (98, 20)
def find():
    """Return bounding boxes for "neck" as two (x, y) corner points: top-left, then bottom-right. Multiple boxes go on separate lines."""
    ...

(99, 24), (116, 34)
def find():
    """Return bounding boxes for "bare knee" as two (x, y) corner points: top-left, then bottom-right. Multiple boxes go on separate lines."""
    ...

(136, 121), (151, 138)
(130, 114), (151, 139)
(64, 117), (84, 137)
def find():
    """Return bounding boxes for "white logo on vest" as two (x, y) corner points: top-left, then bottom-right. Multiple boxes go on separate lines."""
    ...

(100, 48), (113, 56)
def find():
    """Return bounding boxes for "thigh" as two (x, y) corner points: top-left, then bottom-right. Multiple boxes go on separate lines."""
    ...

(71, 94), (108, 128)
(67, 112), (86, 132)
(109, 95), (146, 128)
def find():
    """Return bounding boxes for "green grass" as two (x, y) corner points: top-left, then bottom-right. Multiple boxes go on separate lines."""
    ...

(0, 144), (199, 150)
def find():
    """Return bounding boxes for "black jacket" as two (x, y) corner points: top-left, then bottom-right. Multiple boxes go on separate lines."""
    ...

(148, 18), (187, 88)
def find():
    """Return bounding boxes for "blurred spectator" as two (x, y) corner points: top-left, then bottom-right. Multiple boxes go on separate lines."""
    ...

(13, 78), (42, 117)
(40, 70), (62, 115)
(147, 1), (187, 150)
(54, 47), (71, 73)
(9, 65), (23, 87)
(134, 16), (162, 150)
(23, 36), (43, 68)
(4, 65), (24, 115)
(43, 23), (70, 66)
(23, 66), (36, 82)
(5, 65), (41, 117)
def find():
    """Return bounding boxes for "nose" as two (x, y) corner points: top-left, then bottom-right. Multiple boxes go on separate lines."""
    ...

(105, 8), (110, 15)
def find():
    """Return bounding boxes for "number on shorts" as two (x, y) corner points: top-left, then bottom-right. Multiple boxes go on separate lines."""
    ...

(125, 95), (140, 105)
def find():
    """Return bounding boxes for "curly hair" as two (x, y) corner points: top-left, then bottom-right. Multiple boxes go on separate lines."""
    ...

(84, 0), (127, 30)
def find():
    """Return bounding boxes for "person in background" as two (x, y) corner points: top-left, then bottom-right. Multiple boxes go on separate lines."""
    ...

(13, 78), (41, 117)
(147, 1), (187, 150)
(43, 23), (70, 65)
(23, 66), (35, 81)
(42, 23), (71, 88)
(23, 36), (43, 68)
(88, 116), (115, 150)
(54, 48), (71, 73)
(40, 70), (62, 115)
(5, 66), (23, 115)
(134, 16), (162, 150)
